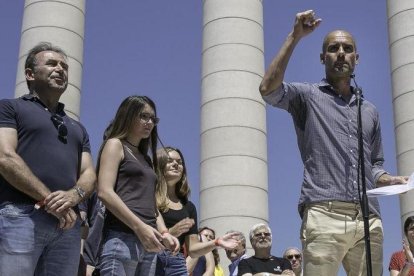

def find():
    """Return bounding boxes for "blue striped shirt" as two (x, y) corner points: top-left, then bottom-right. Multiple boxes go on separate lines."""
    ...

(263, 79), (387, 217)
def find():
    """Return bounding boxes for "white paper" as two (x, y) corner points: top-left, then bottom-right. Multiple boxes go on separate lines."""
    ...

(367, 172), (414, 197)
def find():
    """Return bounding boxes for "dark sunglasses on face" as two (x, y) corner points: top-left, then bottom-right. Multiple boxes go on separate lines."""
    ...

(254, 232), (271, 238)
(139, 112), (160, 125)
(286, 254), (301, 260)
(51, 114), (68, 140)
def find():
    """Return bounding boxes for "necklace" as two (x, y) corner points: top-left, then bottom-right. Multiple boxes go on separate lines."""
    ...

(124, 139), (138, 147)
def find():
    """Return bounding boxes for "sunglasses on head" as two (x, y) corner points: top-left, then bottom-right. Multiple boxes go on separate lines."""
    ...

(286, 254), (301, 260)
(51, 114), (68, 141)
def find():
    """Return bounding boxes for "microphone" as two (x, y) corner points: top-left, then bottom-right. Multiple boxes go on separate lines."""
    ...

(351, 73), (363, 100)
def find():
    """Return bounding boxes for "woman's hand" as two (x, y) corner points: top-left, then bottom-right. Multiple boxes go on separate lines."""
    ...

(135, 224), (165, 253)
(403, 239), (414, 262)
(161, 232), (180, 254)
(215, 232), (240, 250)
(169, 217), (195, 237)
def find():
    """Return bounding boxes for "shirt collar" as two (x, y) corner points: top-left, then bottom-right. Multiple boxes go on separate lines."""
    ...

(318, 78), (363, 97)
(318, 78), (331, 88)
(317, 78), (363, 103)
(230, 253), (248, 266)
(21, 93), (66, 114)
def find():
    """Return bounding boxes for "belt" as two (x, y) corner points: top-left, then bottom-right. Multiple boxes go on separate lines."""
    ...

(308, 201), (360, 212)
(307, 201), (377, 219)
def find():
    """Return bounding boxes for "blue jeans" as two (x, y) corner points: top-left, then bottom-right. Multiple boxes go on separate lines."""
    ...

(156, 251), (188, 276)
(0, 203), (81, 276)
(99, 229), (156, 276)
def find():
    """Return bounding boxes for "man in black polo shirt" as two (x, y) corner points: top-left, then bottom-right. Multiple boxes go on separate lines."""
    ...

(0, 42), (96, 275)
(238, 223), (293, 275)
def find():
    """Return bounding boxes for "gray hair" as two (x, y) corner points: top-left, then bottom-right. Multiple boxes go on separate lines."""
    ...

(283, 247), (302, 258)
(226, 230), (246, 247)
(249, 223), (272, 241)
(25, 42), (67, 89)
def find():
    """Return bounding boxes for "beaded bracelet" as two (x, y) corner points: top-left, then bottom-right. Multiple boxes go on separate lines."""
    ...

(214, 238), (221, 247)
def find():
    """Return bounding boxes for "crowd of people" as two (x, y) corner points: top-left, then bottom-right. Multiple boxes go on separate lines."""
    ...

(0, 8), (412, 276)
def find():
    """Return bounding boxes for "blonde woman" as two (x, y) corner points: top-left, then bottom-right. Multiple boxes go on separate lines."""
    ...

(155, 146), (239, 276)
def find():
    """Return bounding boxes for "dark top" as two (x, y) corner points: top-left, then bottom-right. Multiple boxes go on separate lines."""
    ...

(237, 256), (292, 275)
(0, 94), (90, 205)
(80, 193), (105, 266)
(162, 200), (198, 246)
(192, 255), (206, 276)
(262, 80), (387, 217)
(79, 192), (100, 226)
(104, 143), (157, 232)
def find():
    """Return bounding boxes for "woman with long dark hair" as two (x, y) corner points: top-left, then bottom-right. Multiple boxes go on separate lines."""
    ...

(97, 96), (178, 276)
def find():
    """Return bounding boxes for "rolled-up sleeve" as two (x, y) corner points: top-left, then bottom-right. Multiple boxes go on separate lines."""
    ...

(262, 84), (287, 107)
(371, 112), (388, 184)
(262, 82), (310, 112)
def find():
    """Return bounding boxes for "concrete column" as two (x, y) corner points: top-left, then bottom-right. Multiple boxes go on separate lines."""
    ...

(15, 0), (86, 120)
(386, 0), (414, 228)
(201, 0), (266, 267)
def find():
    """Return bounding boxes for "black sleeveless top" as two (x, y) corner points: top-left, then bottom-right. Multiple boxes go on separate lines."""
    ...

(104, 142), (157, 232)
(161, 201), (198, 246)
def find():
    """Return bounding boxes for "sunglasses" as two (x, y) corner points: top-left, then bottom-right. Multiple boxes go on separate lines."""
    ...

(51, 114), (68, 141)
(286, 254), (301, 260)
(139, 112), (160, 125)
(254, 232), (271, 238)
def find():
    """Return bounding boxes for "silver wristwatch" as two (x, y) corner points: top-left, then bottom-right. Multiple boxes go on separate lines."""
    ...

(74, 186), (86, 199)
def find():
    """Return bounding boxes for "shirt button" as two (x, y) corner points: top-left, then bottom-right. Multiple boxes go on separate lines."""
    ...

(349, 119), (352, 122)
(350, 150), (353, 153)
(349, 135), (352, 138)
(353, 181), (357, 184)
(352, 164), (356, 168)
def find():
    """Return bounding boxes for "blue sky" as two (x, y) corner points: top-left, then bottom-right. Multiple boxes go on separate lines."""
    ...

(0, 1), (404, 274)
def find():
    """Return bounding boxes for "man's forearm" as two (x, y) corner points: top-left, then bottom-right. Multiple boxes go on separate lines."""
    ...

(260, 10), (321, 96)
(259, 32), (301, 96)
(74, 169), (96, 203)
(73, 152), (97, 203)
(0, 151), (50, 201)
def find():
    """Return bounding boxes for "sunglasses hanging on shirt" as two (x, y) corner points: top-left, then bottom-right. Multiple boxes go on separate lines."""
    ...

(51, 114), (68, 143)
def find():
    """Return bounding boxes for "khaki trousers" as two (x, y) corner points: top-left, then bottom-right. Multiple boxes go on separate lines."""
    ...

(300, 201), (383, 276)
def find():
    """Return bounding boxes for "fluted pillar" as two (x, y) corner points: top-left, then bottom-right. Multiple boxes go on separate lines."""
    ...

(386, 0), (414, 228)
(15, 0), (86, 120)
(200, 0), (267, 267)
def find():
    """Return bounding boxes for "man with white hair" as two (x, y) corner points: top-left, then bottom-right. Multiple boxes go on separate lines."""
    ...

(237, 223), (293, 275)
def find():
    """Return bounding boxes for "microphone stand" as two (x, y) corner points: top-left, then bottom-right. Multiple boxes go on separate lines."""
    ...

(351, 74), (373, 276)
